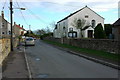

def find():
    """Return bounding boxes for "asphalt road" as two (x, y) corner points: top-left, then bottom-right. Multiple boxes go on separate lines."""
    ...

(25, 40), (118, 78)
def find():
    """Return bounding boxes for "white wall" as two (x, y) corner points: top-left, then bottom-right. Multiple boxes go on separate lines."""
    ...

(68, 7), (104, 30)
(84, 27), (94, 38)
(7, 22), (11, 35)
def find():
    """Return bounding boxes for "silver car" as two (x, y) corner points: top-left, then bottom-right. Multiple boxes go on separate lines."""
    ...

(25, 37), (35, 46)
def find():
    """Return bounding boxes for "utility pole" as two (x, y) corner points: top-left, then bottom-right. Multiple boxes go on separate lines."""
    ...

(10, 0), (13, 51)
(29, 25), (31, 36)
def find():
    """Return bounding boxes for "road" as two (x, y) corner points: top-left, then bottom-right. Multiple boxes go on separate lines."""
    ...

(25, 40), (118, 78)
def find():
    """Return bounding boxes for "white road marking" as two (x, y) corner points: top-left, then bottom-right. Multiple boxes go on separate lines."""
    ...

(23, 47), (32, 79)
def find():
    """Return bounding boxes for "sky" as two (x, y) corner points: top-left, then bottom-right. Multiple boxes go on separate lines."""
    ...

(0, 0), (119, 31)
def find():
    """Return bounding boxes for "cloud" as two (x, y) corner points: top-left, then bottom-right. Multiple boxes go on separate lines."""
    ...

(34, 0), (119, 13)
(1, 0), (119, 11)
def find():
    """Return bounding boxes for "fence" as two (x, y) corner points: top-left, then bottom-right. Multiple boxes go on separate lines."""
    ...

(44, 37), (119, 54)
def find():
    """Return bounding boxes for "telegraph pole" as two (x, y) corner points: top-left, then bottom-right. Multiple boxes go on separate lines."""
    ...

(29, 25), (31, 36)
(10, 0), (13, 51)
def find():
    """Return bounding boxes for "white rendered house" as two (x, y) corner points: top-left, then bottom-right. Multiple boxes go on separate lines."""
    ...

(53, 6), (104, 38)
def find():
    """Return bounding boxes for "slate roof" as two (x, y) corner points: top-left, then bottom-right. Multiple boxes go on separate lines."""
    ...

(113, 18), (120, 26)
(82, 26), (91, 30)
(55, 25), (57, 29)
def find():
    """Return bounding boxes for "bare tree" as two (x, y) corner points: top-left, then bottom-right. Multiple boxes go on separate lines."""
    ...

(71, 18), (86, 38)
(45, 27), (51, 33)
(49, 21), (56, 31)
(35, 29), (46, 35)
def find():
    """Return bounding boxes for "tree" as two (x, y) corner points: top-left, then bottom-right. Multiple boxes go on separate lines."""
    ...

(35, 29), (46, 35)
(45, 27), (51, 33)
(104, 24), (112, 38)
(24, 30), (35, 37)
(49, 21), (56, 31)
(94, 23), (106, 39)
(71, 18), (87, 38)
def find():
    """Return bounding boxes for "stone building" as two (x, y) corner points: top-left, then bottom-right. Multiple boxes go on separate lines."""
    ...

(113, 18), (120, 41)
(0, 11), (10, 38)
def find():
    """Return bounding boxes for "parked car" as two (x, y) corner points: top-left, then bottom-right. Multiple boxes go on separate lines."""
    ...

(25, 37), (35, 46)
(34, 38), (36, 40)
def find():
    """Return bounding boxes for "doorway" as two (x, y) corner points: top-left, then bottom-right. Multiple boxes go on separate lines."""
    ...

(88, 30), (93, 38)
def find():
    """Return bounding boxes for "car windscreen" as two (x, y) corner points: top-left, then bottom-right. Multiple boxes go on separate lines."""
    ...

(26, 38), (34, 41)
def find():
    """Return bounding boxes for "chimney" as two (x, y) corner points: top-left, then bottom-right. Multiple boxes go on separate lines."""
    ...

(1, 11), (4, 18)
(14, 22), (16, 25)
(22, 25), (23, 28)
(19, 24), (20, 27)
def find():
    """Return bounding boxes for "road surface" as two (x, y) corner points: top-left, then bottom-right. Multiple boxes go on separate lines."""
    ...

(25, 40), (118, 78)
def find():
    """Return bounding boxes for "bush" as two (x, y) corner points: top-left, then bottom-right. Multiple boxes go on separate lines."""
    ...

(104, 24), (112, 38)
(94, 23), (106, 39)
(40, 33), (53, 39)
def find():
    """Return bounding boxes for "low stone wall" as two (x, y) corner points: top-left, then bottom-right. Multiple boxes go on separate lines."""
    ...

(44, 37), (119, 54)
(0, 38), (19, 65)
(0, 38), (10, 65)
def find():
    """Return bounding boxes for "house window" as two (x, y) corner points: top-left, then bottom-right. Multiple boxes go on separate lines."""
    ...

(91, 20), (96, 28)
(85, 15), (89, 18)
(68, 31), (77, 38)
(2, 23), (4, 27)
(63, 26), (65, 29)
(77, 19), (81, 26)
(69, 28), (73, 31)
(2, 32), (5, 34)
(9, 31), (11, 34)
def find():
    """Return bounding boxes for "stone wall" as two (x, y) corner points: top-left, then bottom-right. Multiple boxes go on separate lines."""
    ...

(44, 37), (119, 54)
(0, 38), (10, 65)
(0, 38), (19, 65)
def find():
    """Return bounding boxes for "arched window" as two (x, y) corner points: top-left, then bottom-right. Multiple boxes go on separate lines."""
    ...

(91, 20), (96, 28)
(69, 28), (73, 32)
(77, 19), (81, 27)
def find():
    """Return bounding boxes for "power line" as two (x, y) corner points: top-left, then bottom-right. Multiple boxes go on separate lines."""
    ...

(19, 1), (50, 25)
(40, 2), (117, 9)
(1, 0), (7, 11)
(16, 0), (29, 26)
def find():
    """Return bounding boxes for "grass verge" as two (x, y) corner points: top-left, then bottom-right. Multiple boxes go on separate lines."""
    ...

(44, 40), (119, 62)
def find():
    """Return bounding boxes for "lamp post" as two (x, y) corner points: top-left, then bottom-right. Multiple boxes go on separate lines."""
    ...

(29, 25), (31, 37)
(10, 0), (25, 51)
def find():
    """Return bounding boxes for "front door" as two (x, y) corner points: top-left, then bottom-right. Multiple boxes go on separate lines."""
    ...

(88, 30), (93, 38)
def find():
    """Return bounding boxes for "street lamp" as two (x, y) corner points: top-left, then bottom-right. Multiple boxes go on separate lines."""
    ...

(10, 0), (25, 51)
(13, 8), (26, 10)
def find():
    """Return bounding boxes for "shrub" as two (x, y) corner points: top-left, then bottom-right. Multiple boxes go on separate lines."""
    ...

(94, 23), (106, 39)
(104, 24), (112, 38)
(40, 32), (53, 39)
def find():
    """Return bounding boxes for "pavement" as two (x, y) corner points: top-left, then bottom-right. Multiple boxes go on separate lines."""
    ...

(2, 45), (28, 79)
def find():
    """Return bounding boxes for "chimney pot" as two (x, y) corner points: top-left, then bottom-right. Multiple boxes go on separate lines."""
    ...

(1, 11), (4, 18)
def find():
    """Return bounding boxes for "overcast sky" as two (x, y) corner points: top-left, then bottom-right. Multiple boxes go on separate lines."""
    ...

(0, 0), (119, 31)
